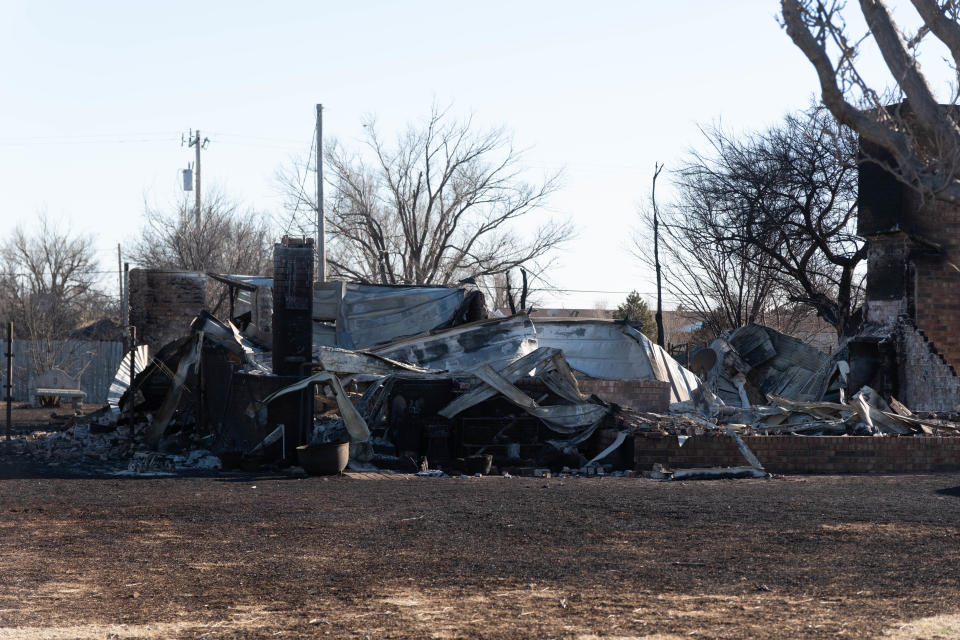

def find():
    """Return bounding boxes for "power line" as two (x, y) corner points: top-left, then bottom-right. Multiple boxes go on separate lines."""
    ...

(493, 287), (657, 295)
(0, 131), (176, 141)
(213, 140), (305, 151)
(208, 132), (307, 144)
(283, 125), (317, 236)
(0, 131), (305, 149)
(0, 137), (179, 146)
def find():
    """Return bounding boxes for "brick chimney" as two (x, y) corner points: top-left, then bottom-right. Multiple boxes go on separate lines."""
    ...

(272, 236), (314, 376)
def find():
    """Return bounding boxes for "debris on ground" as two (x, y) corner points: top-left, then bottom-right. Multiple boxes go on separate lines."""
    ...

(7, 273), (960, 481)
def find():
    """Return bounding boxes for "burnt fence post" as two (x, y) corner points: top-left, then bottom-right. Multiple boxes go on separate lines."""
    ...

(5, 322), (12, 442)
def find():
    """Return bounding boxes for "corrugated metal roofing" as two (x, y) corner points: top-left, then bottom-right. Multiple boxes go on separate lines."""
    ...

(372, 313), (537, 372)
(532, 319), (709, 405)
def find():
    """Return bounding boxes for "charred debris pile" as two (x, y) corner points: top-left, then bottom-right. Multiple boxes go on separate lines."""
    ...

(14, 270), (960, 478)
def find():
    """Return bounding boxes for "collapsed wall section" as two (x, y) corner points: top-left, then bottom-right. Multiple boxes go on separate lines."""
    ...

(896, 321), (960, 412)
(858, 136), (960, 410)
(128, 269), (207, 348)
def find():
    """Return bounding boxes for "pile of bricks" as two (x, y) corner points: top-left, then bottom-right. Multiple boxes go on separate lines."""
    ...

(576, 377), (671, 413)
(633, 432), (960, 474)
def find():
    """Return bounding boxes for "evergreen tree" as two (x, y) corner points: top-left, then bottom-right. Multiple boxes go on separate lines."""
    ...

(614, 290), (658, 343)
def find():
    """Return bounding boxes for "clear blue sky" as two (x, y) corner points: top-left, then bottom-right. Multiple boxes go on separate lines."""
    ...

(0, 0), (915, 308)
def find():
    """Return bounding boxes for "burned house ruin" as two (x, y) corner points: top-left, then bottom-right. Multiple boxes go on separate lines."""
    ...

(855, 138), (960, 411)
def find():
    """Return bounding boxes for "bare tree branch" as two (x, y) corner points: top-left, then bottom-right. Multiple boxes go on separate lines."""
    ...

(781, 0), (960, 204)
(131, 188), (274, 318)
(278, 105), (571, 289)
(636, 107), (865, 338)
(0, 213), (105, 340)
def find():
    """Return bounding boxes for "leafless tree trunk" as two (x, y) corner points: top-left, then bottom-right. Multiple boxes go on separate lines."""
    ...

(277, 104), (572, 288)
(781, 0), (960, 205)
(0, 214), (108, 392)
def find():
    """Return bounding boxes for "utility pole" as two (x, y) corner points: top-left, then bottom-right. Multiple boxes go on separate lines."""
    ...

(316, 104), (326, 283)
(183, 129), (209, 227)
(127, 325), (136, 427)
(122, 262), (129, 331)
(5, 322), (12, 443)
(194, 129), (201, 226)
(652, 163), (666, 348)
(117, 244), (122, 313)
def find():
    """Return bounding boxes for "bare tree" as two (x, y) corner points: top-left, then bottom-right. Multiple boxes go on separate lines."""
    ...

(131, 189), (274, 315)
(482, 268), (547, 315)
(676, 108), (866, 336)
(632, 154), (780, 336)
(635, 188), (783, 339)
(781, 0), (960, 204)
(0, 213), (104, 340)
(277, 105), (571, 286)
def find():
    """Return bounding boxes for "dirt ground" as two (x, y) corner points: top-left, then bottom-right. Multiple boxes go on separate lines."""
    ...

(3, 403), (105, 432)
(1, 459), (959, 640)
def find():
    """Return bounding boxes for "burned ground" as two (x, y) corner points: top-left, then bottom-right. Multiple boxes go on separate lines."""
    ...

(1, 469), (959, 639)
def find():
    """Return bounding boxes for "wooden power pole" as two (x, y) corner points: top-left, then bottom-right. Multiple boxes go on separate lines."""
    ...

(184, 129), (209, 227)
(652, 163), (665, 348)
(4, 322), (11, 442)
(316, 104), (326, 283)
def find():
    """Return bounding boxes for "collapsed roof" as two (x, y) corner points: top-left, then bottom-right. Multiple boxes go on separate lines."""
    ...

(210, 275), (487, 352)
(532, 319), (710, 406)
(698, 323), (846, 408)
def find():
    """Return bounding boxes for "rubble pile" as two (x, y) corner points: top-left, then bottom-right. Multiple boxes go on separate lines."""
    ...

(12, 267), (960, 479)
(10, 408), (223, 474)
(609, 409), (717, 436)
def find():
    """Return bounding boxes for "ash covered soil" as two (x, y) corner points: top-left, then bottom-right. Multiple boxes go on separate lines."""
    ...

(1, 466), (959, 640)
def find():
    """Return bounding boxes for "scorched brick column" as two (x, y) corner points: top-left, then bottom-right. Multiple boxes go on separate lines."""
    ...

(272, 237), (314, 377)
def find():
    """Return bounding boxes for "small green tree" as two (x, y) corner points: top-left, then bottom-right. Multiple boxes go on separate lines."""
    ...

(614, 290), (658, 343)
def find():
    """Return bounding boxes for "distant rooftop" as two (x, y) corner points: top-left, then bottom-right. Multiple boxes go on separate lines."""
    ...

(527, 308), (614, 319)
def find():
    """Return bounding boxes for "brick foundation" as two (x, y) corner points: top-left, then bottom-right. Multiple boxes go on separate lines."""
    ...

(633, 433), (960, 474)
(576, 377), (671, 413)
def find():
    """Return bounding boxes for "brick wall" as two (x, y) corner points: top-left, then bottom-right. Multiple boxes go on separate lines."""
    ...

(128, 269), (207, 348)
(633, 433), (960, 474)
(900, 194), (960, 371)
(914, 262), (960, 373)
(859, 151), (960, 400)
(897, 321), (960, 412)
(576, 377), (671, 413)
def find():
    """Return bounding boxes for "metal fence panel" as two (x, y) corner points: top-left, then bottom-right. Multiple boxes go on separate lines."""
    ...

(0, 340), (124, 404)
